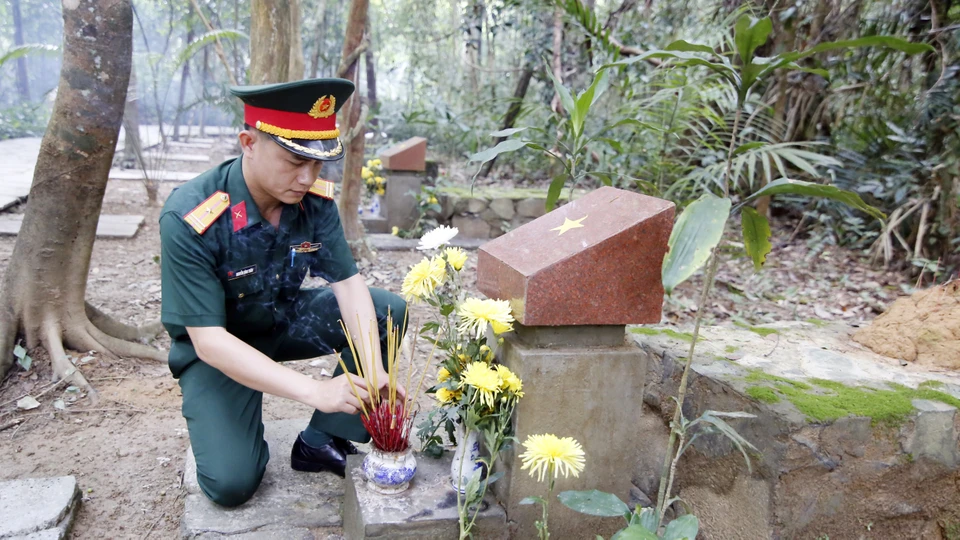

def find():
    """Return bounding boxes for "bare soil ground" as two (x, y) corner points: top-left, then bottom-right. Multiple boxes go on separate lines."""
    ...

(0, 145), (919, 538)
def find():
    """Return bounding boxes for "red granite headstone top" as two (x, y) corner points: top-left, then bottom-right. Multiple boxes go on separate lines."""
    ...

(477, 186), (675, 326)
(379, 137), (427, 172)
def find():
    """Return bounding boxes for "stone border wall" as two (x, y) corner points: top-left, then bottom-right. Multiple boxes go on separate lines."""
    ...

(428, 187), (582, 239)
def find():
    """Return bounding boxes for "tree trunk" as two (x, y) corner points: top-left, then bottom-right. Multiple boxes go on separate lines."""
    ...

(12, 0), (29, 100)
(364, 14), (378, 129)
(479, 65), (534, 178)
(0, 0), (166, 388)
(234, 0), (242, 80)
(122, 68), (142, 168)
(249, 0), (304, 84)
(289, 0), (306, 80)
(173, 18), (194, 142)
(465, 0), (483, 92)
(336, 0), (373, 260)
(199, 46), (209, 137)
(310, 0), (328, 78)
(550, 5), (564, 114)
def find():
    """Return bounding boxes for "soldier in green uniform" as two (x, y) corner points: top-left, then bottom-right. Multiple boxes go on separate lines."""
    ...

(159, 78), (405, 507)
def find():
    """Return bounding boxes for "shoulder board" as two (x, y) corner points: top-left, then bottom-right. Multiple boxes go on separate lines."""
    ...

(308, 178), (335, 200)
(183, 191), (230, 234)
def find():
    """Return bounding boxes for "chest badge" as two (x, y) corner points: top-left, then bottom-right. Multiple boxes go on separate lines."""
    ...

(227, 264), (257, 280)
(291, 241), (321, 253)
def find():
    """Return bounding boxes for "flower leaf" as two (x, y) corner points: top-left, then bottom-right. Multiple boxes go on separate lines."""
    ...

(662, 194), (732, 294)
(467, 139), (528, 163)
(519, 496), (545, 506)
(662, 515), (700, 540)
(741, 178), (885, 220)
(558, 490), (629, 517)
(741, 207), (772, 270)
(611, 525), (660, 540)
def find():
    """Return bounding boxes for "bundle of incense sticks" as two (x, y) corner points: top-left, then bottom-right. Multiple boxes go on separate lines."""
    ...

(336, 311), (434, 453)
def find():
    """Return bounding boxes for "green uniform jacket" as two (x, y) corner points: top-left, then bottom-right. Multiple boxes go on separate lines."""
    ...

(159, 157), (358, 377)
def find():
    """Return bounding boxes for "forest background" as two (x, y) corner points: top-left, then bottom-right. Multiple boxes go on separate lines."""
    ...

(0, 0), (958, 279)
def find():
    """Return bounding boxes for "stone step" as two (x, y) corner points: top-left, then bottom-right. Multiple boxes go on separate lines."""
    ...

(181, 419), (343, 539)
(108, 169), (197, 182)
(0, 214), (144, 238)
(0, 476), (80, 539)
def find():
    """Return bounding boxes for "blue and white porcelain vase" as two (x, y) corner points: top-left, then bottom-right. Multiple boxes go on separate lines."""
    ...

(362, 447), (417, 495)
(450, 426), (484, 493)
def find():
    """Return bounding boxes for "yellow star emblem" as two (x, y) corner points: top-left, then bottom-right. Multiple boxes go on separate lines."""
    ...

(550, 215), (587, 236)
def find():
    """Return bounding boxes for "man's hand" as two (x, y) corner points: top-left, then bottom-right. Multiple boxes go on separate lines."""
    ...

(374, 369), (406, 403)
(313, 373), (369, 414)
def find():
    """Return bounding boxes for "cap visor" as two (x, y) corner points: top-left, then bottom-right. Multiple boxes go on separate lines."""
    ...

(269, 134), (344, 162)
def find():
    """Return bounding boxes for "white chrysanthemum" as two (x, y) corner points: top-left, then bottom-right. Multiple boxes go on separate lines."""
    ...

(417, 225), (459, 251)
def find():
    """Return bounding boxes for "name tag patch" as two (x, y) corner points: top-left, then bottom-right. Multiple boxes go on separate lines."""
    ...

(228, 265), (257, 280)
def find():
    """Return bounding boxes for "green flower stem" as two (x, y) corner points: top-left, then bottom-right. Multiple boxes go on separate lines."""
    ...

(539, 471), (555, 540)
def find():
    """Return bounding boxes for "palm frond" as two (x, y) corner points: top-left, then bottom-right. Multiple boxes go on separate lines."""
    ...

(0, 44), (59, 70)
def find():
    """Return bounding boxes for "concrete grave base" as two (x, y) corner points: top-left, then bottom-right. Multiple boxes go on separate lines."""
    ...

(0, 476), (80, 539)
(181, 419), (343, 539)
(342, 453), (507, 539)
(492, 325), (646, 540)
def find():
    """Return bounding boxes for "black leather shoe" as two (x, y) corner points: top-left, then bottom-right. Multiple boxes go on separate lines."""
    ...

(332, 436), (361, 456)
(291, 434), (347, 477)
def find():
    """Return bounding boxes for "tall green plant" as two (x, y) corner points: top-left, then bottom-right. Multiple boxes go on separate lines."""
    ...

(554, 14), (931, 537)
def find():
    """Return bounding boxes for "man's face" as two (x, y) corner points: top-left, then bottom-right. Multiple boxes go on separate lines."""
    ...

(241, 130), (323, 205)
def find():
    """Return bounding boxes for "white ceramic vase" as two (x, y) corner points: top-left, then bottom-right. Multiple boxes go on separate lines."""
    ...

(450, 426), (484, 493)
(362, 447), (417, 495)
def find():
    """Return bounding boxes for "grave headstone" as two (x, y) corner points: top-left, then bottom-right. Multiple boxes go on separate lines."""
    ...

(0, 476), (80, 539)
(476, 186), (675, 539)
(378, 137), (427, 172)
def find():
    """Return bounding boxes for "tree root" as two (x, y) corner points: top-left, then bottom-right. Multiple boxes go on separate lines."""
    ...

(42, 317), (98, 402)
(85, 301), (164, 342)
(83, 320), (167, 363)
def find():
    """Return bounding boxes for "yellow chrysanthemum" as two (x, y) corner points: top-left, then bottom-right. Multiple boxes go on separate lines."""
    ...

(400, 256), (447, 301)
(435, 387), (461, 404)
(445, 247), (468, 271)
(495, 364), (523, 397)
(438, 367), (451, 382)
(479, 344), (493, 361)
(371, 158), (382, 168)
(457, 298), (515, 339)
(362, 167), (374, 180)
(460, 361), (501, 408)
(375, 176), (385, 185)
(428, 195), (439, 204)
(391, 226), (399, 236)
(520, 434), (586, 483)
(375, 186), (385, 196)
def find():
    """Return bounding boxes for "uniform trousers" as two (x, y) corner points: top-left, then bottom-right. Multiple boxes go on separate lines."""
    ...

(178, 286), (406, 507)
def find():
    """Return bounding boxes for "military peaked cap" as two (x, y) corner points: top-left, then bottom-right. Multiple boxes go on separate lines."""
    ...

(230, 78), (355, 161)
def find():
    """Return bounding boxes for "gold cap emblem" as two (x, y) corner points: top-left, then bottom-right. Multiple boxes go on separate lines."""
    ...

(308, 95), (336, 119)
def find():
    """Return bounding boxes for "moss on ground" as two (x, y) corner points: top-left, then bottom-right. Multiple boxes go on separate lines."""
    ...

(746, 386), (781, 404)
(804, 318), (829, 327)
(734, 321), (780, 337)
(630, 327), (694, 343)
(746, 371), (960, 427)
(744, 370), (811, 390)
(724, 345), (739, 353)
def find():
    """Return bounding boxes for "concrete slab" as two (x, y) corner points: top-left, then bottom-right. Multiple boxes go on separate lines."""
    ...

(167, 141), (215, 150)
(182, 419), (343, 539)
(0, 476), (80, 539)
(143, 152), (211, 163)
(367, 234), (486, 252)
(0, 137), (41, 211)
(109, 169), (198, 182)
(343, 453), (506, 539)
(0, 214), (144, 239)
